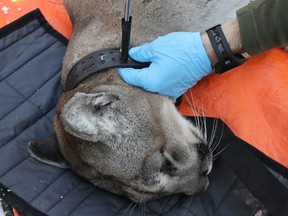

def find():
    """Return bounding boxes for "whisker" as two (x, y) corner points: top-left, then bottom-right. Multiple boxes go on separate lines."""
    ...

(122, 201), (135, 216)
(213, 144), (229, 159)
(139, 202), (146, 216)
(183, 92), (206, 141)
(184, 90), (227, 162)
(143, 202), (147, 216)
(128, 202), (138, 216)
(138, 189), (145, 215)
(198, 94), (207, 142)
(210, 121), (224, 153)
(209, 118), (219, 150)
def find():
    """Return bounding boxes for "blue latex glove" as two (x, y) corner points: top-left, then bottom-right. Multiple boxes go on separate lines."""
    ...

(118, 32), (212, 100)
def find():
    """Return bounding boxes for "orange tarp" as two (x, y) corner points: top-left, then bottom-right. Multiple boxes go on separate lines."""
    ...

(1, 0), (288, 168)
(179, 49), (288, 167)
(0, 0), (71, 38)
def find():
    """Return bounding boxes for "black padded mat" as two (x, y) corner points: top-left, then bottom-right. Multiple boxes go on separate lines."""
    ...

(1, 9), (287, 216)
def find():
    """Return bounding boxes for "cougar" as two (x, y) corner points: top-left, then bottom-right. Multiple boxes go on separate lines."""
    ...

(28, 0), (247, 203)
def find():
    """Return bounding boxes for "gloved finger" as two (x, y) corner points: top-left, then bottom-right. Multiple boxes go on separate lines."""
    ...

(118, 67), (146, 88)
(129, 43), (153, 63)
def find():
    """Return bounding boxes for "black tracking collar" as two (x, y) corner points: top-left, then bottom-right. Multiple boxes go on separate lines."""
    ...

(65, 47), (150, 91)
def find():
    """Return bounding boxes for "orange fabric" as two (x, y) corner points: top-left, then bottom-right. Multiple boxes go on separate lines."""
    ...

(0, 0), (71, 39)
(178, 48), (288, 168)
(1, 0), (287, 168)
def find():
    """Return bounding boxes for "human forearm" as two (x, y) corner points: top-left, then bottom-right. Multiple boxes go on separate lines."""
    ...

(201, 18), (243, 67)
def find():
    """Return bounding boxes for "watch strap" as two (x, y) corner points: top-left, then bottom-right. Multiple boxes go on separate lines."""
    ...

(206, 24), (245, 73)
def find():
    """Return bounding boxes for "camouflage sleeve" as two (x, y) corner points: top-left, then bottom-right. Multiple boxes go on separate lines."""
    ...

(236, 0), (288, 55)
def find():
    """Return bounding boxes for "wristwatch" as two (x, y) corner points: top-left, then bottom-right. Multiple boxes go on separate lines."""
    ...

(206, 24), (245, 73)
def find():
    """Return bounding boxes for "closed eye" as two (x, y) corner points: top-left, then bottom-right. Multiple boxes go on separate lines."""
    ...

(160, 160), (176, 176)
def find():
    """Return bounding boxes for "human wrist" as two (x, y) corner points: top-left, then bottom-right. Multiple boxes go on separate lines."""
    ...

(201, 18), (244, 67)
(201, 33), (218, 66)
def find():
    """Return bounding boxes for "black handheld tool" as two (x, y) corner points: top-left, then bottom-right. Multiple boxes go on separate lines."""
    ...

(121, 0), (132, 62)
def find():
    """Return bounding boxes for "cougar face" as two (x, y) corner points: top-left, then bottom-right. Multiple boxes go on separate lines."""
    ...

(59, 84), (212, 202)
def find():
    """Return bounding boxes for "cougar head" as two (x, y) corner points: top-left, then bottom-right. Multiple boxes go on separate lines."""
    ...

(27, 0), (213, 202)
(56, 83), (212, 202)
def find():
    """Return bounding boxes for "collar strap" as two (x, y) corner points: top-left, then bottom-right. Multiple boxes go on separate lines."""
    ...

(65, 47), (150, 91)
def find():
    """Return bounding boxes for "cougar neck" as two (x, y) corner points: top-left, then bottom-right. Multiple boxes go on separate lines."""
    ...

(61, 17), (122, 86)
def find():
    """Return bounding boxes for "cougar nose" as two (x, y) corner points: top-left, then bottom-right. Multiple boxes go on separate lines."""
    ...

(196, 142), (212, 175)
(201, 168), (210, 176)
(196, 142), (211, 160)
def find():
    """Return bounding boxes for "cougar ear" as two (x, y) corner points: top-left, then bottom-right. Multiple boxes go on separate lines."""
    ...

(27, 136), (70, 169)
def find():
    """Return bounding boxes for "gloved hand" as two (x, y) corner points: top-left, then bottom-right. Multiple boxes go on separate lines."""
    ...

(118, 32), (212, 100)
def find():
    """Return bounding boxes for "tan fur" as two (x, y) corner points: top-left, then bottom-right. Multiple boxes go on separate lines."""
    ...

(31, 0), (249, 203)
